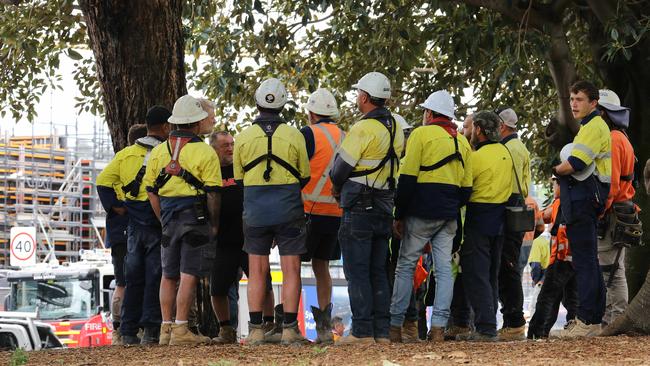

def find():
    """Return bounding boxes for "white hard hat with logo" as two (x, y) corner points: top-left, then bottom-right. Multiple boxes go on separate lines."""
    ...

(352, 72), (391, 99)
(419, 90), (456, 120)
(255, 78), (288, 109)
(393, 114), (412, 131)
(168, 95), (208, 125)
(560, 143), (595, 181)
(305, 88), (339, 117)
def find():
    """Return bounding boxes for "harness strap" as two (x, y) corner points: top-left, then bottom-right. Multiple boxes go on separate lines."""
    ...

(152, 135), (205, 192)
(348, 117), (398, 190)
(121, 137), (162, 197)
(420, 136), (464, 171)
(242, 122), (302, 182)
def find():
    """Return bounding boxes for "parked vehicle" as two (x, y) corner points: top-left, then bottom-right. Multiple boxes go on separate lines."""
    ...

(0, 311), (62, 351)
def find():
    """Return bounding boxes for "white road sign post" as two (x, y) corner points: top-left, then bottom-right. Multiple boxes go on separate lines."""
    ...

(10, 227), (37, 267)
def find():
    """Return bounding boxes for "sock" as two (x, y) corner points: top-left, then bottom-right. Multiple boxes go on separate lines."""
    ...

(284, 312), (297, 325)
(263, 316), (274, 324)
(175, 320), (188, 325)
(249, 312), (263, 325)
(219, 320), (231, 327)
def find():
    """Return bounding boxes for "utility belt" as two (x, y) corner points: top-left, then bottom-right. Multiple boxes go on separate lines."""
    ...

(345, 184), (393, 214)
(598, 200), (643, 248)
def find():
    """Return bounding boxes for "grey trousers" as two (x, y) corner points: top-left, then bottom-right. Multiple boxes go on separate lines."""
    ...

(598, 211), (628, 326)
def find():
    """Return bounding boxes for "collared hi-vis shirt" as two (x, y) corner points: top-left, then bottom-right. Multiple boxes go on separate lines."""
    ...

(606, 130), (635, 211)
(143, 130), (222, 226)
(394, 124), (472, 220)
(568, 111), (612, 184)
(466, 140), (513, 236)
(233, 113), (310, 227)
(502, 133), (531, 199)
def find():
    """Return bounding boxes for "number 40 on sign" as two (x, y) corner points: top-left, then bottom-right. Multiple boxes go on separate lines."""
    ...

(10, 227), (37, 267)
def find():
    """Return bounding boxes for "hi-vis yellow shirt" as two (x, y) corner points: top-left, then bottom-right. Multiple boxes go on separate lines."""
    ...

(469, 141), (513, 204)
(143, 137), (222, 197)
(97, 143), (150, 201)
(571, 113), (612, 183)
(233, 123), (310, 185)
(337, 117), (405, 190)
(502, 135), (531, 198)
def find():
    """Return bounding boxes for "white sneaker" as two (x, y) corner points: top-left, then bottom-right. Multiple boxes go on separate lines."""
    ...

(555, 319), (601, 338)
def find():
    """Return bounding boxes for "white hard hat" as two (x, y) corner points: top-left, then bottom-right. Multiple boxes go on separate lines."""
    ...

(305, 88), (339, 117)
(255, 78), (288, 109)
(598, 89), (628, 112)
(352, 72), (391, 99)
(419, 90), (456, 120)
(560, 143), (595, 181)
(393, 114), (412, 131)
(168, 95), (208, 125)
(498, 108), (518, 129)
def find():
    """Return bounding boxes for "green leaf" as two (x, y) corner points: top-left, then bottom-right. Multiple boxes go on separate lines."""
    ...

(610, 28), (619, 41)
(67, 48), (83, 60)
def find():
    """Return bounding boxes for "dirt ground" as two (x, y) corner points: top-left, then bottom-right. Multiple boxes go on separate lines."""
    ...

(3, 336), (650, 366)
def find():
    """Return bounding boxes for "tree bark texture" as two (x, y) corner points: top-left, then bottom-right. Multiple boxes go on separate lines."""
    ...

(79, 0), (187, 152)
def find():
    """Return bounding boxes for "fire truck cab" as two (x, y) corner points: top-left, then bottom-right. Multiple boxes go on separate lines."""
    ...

(4, 249), (114, 347)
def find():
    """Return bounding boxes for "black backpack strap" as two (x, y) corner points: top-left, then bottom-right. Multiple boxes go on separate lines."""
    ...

(420, 135), (464, 171)
(242, 123), (302, 182)
(348, 117), (398, 190)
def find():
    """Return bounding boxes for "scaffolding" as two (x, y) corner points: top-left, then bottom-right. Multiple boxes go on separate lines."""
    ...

(0, 120), (113, 265)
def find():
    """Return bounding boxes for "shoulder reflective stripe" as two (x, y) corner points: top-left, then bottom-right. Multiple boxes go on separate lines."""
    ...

(338, 149), (358, 167)
(358, 158), (384, 165)
(594, 172), (612, 183)
(595, 152), (612, 159)
(312, 124), (338, 151)
(572, 143), (596, 159)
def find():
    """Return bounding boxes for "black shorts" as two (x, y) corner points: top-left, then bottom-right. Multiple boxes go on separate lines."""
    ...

(111, 242), (127, 287)
(301, 230), (340, 262)
(161, 210), (215, 278)
(243, 218), (307, 256)
(210, 245), (272, 296)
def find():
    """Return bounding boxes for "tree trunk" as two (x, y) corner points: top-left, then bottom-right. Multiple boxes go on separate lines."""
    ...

(602, 268), (650, 335)
(79, 0), (187, 152)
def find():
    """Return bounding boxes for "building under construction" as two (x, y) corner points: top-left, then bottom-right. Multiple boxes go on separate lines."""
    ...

(0, 121), (113, 265)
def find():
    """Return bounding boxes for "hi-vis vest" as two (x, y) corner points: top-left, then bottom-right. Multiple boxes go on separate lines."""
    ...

(549, 199), (571, 264)
(302, 123), (345, 217)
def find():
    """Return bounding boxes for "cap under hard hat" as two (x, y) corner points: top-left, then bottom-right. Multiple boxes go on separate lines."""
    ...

(168, 95), (208, 125)
(352, 72), (391, 99)
(498, 108), (518, 129)
(560, 143), (596, 181)
(419, 90), (456, 120)
(598, 89), (630, 128)
(305, 88), (339, 117)
(393, 114), (412, 131)
(255, 78), (288, 109)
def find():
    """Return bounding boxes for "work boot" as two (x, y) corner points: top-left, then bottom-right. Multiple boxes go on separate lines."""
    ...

(445, 325), (470, 341)
(159, 323), (172, 345)
(169, 323), (211, 346)
(246, 322), (266, 345)
(281, 321), (310, 345)
(402, 320), (421, 343)
(427, 327), (445, 343)
(212, 325), (237, 344)
(335, 334), (375, 345)
(111, 328), (123, 346)
(264, 304), (284, 343)
(389, 325), (403, 343)
(121, 334), (141, 345)
(375, 338), (391, 344)
(456, 331), (497, 342)
(262, 321), (275, 334)
(498, 325), (526, 341)
(311, 304), (334, 344)
(141, 327), (160, 345)
(554, 319), (601, 338)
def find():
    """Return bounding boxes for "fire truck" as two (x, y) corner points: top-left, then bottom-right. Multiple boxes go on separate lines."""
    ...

(4, 249), (114, 347)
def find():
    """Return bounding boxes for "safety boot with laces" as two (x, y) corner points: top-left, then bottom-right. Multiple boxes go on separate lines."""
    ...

(246, 322), (266, 345)
(335, 334), (375, 345)
(445, 325), (470, 340)
(427, 326), (445, 343)
(402, 320), (422, 343)
(498, 325), (526, 341)
(111, 328), (123, 346)
(311, 304), (334, 344)
(264, 304), (284, 343)
(555, 319), (601, 338)
(281, 321), (310, 345)
(159, 323), (172, 345)
(212, 325), (237, 344)
(389, 325), (402, 343)
(169, 323), (211, 345)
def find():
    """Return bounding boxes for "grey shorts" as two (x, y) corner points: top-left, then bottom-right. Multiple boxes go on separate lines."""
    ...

(243, 218), (307, 256)
(161, 209), (215, 278)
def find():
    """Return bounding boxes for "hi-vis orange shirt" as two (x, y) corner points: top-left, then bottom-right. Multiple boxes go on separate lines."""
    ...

(302, 123), (344, 217)
(606, 130), (636, 211)
(548, 199), (570, 265)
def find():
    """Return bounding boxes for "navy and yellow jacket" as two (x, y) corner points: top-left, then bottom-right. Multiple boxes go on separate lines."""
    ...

(394, 125), (472, 220)
(465, 140), (514, 236)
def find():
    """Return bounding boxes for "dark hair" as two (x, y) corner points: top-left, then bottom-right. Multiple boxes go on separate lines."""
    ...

(570, 81), (599, 101)
(145, 105), (172, 127)
(257, 105), (283, 114)
(173, 122), (199, 130)
(127, 124), (148, 145)
(359, 90), (386, 107)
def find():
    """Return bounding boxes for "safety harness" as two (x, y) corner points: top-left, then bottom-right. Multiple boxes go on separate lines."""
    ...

(242, 116), (302, 182)
(348, 115), (398, 190)
(420, 135), (464, 171)
(121, 136), (164, 198)
(152, 132), (205, 192)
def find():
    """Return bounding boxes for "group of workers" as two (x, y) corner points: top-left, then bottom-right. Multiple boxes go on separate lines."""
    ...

(96, 72), (641, 346)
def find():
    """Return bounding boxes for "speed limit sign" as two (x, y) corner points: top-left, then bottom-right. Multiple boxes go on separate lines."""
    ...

(10, 227), (37, 267)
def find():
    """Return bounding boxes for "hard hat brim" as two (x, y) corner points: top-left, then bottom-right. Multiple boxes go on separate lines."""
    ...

(559, 143), (596, 181)
(168, 110), (208, 125)
(419, 103), (456, 120)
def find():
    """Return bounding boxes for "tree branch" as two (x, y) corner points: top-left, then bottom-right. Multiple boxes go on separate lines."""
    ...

(446, 0), (549, 30)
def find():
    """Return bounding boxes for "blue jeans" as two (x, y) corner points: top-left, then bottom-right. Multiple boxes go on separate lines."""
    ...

(339, 208), (391, 338)
(390, 217), (456, 328)
(120, 224), (162, 336)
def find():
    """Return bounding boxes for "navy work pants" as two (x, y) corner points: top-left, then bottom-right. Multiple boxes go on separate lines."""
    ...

(498, 229), (526, 328)
(339, 208), (391, 339)
(120, 223), (162, 336)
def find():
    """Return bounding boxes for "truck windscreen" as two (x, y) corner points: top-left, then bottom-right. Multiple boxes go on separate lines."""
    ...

(8, 277), (98, 321)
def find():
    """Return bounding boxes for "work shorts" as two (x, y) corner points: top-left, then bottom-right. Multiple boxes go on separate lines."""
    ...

(243, 218), (307, 256)
(161, 208), (215, 278)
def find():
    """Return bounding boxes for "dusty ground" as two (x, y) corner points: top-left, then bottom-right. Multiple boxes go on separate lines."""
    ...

(2, 336), (650, 366)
